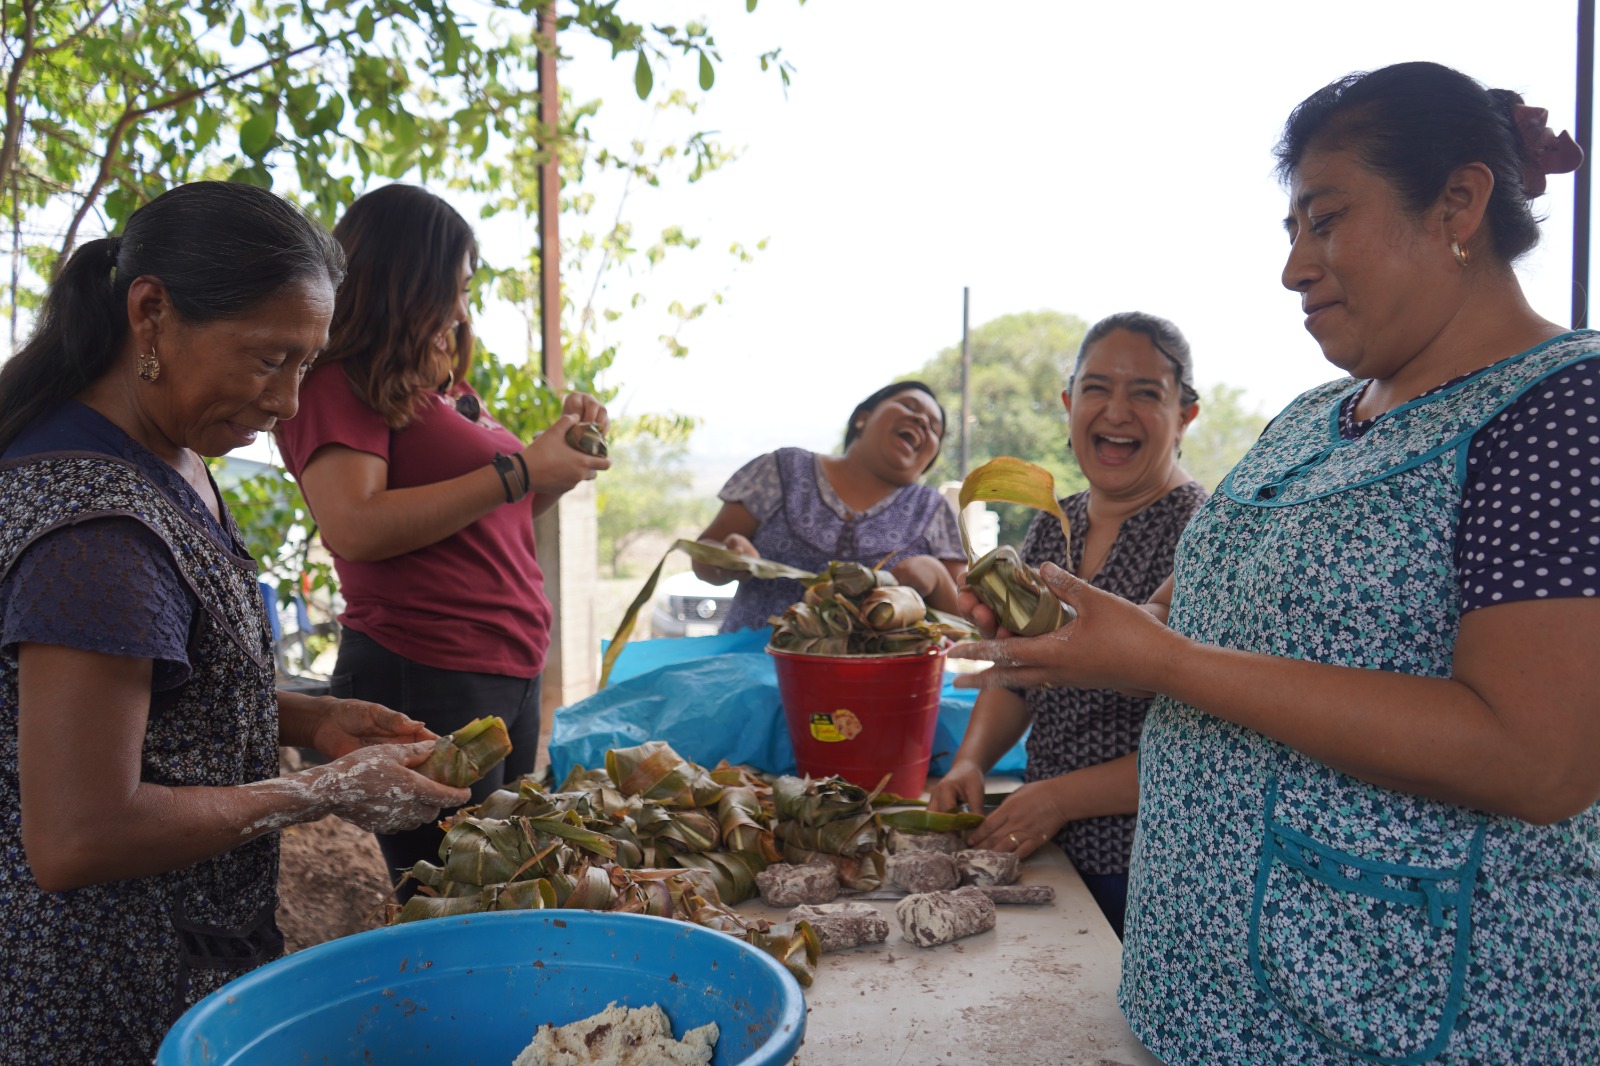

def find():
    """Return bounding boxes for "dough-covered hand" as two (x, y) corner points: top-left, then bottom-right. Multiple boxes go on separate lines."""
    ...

(309, 697), (436, 760)
(521, 412), (610, 495)
(950, 562), (1173, 696)
(309, 740), (471, 834)
(926, 761), (987, 818)
(965, 780), (1070, 861)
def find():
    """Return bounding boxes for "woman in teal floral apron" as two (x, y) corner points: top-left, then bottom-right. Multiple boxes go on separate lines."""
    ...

(953, 62), (1600, 1064)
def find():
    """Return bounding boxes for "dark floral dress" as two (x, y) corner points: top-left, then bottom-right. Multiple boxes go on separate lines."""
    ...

(0, 404), (280, 1064)
(1017, 481), (1209, 875)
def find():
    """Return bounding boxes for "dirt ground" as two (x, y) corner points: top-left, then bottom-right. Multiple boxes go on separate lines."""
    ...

(275, 813), (395, 952)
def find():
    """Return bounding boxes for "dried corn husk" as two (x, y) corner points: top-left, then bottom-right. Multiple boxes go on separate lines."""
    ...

(600, 539), (817, 688)
(878, 808), (986, 833)
(859, 585), (927, 630)
(957, 457), (1077, 637)
(565, 420), (608, 457)
(415, 715), (512, 787)
(606, 740), (724, 808)
(965, 545), (1072, 637)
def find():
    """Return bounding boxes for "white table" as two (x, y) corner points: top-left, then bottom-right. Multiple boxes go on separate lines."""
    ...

(738, 844), (1161, 1065)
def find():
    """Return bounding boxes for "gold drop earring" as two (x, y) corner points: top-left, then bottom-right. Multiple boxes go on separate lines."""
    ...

(136, 349), (161, 383)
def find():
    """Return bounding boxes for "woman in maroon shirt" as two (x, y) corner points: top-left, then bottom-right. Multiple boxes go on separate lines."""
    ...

(276, 184), (609, 892)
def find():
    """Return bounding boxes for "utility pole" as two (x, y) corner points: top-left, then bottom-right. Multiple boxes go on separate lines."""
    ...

(960, 287), (972, 476)
(1575, 0), (1594, 328)
(534, 2), (599, 737)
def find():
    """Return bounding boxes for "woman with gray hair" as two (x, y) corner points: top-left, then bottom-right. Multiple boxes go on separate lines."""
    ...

(928, 310), (1206, 936)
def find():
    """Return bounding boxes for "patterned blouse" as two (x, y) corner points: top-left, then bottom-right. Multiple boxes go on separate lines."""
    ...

(1017, 481), (1209, 876)
(717, 448), (965, 632)
(0, 403), (281, 1064)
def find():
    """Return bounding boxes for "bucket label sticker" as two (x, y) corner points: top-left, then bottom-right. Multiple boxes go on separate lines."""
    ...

(809, 709), (863, 743)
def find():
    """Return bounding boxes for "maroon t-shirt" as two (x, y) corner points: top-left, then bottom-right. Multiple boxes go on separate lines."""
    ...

(276, 364), (551, 678)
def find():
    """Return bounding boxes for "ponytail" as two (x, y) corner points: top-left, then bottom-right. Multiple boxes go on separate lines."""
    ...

(0, 237), (128, 451)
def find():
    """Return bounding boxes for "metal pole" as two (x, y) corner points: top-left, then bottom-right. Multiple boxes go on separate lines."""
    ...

(960, 287), (971, 476)
(1575, 0), (1594, 329)
(537, 3), (563, 389)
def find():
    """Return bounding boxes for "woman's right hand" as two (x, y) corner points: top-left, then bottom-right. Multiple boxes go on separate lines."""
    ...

(697, 532), (759, 585)
(519, 413), (611, 496)
(308, 740), (471, 834)
(927, 760), (987, 817)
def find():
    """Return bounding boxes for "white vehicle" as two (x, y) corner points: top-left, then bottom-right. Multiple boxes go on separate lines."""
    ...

(649, 570), (735, 638)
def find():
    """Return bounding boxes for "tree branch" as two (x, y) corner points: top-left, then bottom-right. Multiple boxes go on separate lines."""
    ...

(53, 33), (341, 267)
(0, 0), (39, 191)
(36, 0), (116, 57)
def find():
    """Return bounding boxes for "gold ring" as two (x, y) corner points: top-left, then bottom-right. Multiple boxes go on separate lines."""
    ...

(1007, 832), (1020, 845)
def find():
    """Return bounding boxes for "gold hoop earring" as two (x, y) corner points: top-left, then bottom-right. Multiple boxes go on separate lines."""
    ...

(1450, 235), (1470, 268)
(136, 350), (161, 383)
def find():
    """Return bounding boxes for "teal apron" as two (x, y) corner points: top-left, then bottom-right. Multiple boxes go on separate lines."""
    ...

(1120, 333), (1600, 1065)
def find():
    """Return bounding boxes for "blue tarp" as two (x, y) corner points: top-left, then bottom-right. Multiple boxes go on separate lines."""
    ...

(549, 630), (1028, 786)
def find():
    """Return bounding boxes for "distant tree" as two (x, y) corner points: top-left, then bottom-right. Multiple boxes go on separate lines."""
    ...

(1180, 383), (1269, 491)
(910, 310), (1090, 543)
(594, 418), (714, 577)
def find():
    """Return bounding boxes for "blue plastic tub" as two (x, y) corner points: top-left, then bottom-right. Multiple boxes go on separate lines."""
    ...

(157, 910), (806, 1066)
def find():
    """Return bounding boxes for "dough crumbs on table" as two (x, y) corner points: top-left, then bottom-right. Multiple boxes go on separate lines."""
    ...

(512, 1002), (717, 1066)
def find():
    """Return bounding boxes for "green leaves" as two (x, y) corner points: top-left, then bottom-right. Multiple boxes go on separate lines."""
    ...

(238, 109), (278, 159)
(633, 49), (653, 98)
(698, 52), (715, 90)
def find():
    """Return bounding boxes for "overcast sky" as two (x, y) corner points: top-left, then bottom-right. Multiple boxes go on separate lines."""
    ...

(470, 1), (1588, 487)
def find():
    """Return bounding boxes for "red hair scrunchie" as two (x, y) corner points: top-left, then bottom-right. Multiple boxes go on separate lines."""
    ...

(1510, 103), (1585, 198)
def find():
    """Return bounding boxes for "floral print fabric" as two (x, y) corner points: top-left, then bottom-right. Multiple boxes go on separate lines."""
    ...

(0, 451), (280, 1065)
(1121, 332), (1600, 1065)
(1017, 481), (1208, 876)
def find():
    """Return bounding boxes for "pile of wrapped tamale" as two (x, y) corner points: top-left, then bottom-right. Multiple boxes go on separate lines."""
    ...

(389, 739), (979, 984)
(767, 560), (971, 656)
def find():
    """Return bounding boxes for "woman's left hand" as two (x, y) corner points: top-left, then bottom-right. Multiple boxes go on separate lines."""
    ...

(950, 562), (1178, 696)
(309, 697), (438, 760)
(965, 780), (1071, 861)
(889, 553), (961, 613)
(561, 391), (609, 434)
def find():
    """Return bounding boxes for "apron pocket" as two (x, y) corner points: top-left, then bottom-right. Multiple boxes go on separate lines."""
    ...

(1248, 777), (1484, 1065)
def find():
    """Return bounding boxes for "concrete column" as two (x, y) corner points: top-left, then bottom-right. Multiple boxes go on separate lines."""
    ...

(535, 480), (599, 740)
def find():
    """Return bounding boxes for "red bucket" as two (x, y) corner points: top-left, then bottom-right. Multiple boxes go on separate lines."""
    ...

(767, 644), (946, 798)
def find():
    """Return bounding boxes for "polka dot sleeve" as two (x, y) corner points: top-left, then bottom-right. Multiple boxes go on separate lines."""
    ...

(1458, 360), (1600, 611)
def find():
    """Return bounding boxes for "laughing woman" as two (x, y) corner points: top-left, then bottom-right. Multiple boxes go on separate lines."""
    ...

(694, 381), (966, 631)
(928, 312), (1206, 936)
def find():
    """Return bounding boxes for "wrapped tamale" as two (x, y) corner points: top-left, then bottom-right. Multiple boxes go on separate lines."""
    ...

(415, 715), (512, 787)
(957, 457), (1077, 637)
(964, 545), (1073, 637)
(564, 420), (608, 457)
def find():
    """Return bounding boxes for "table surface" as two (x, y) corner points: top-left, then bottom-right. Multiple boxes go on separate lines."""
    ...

(738, 844), (1161, 1066)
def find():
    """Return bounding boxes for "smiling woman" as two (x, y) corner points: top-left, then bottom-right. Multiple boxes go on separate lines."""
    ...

(0, 182), (472, 1065)
(693, 380), (966, 631)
